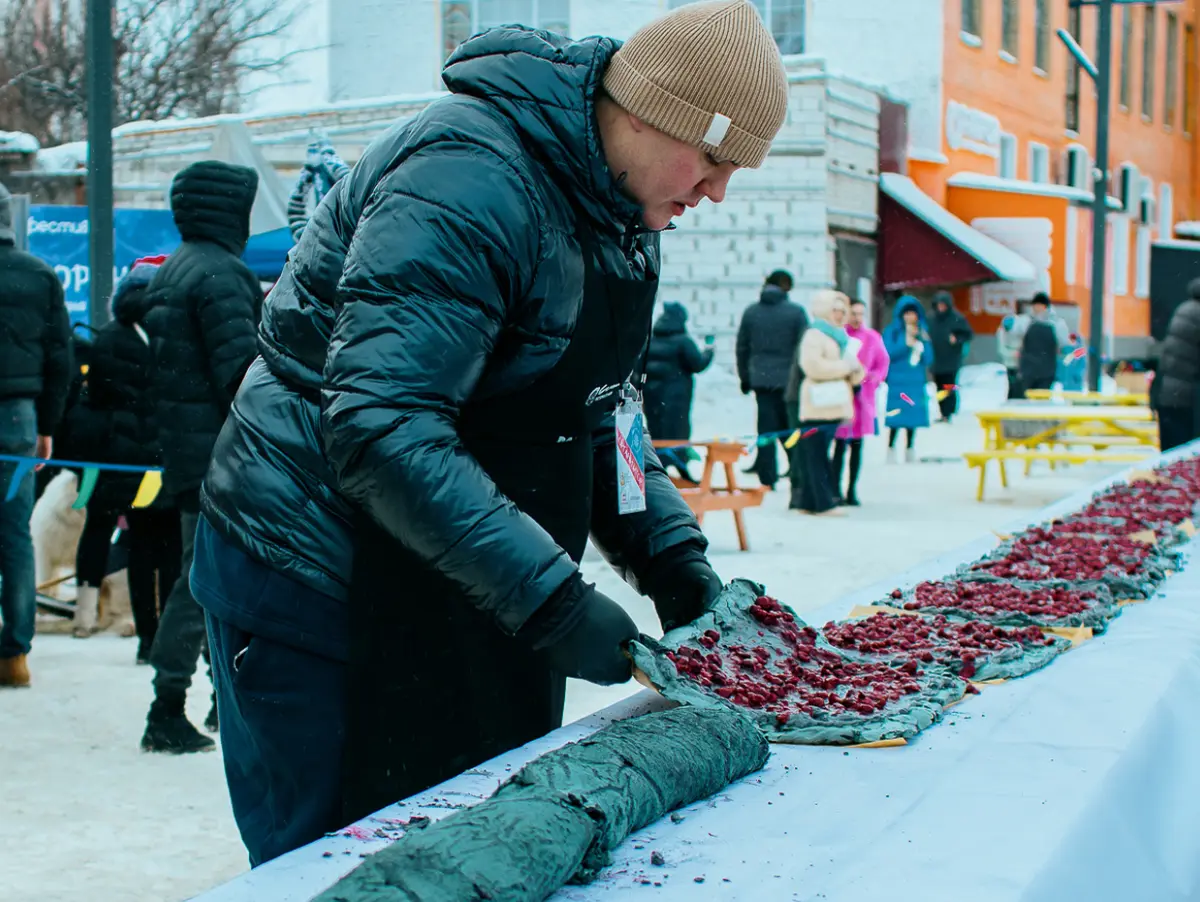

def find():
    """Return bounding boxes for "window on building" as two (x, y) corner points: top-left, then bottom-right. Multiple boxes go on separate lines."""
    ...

(1165, 12), (1179, 128)
(1112, 215), (1130, 297)
(1135, 225), (1152, 298)
(443, 2), (473, 59)
(1028, 142), (1050, 183)
(1001, 0), (1018, 57)
(1160, 182), (1174, 237)
(999, 133), (1018, 179)
(1065, 5), (1082, 131)
(1142, 7), (1156, 118)
(670, 0), (805, 55)
(962, 0), (981, 39)
(1187, 25), (1197, 135)
(1034, 0), (1051, 71)
(1119, 7), (1134, 108)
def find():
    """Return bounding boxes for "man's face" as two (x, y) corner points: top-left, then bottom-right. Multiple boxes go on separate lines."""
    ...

(621, 116), (739, 231)
(848, 302), (866, 329)
(1032, 301), (1049, 318)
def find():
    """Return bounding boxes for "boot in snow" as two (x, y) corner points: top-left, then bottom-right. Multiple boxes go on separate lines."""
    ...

(205, 694), (219, 733)
(141, 695), (215, 754)
(73, 584), (100, 638)
(885, 448), (897, 464)
(905, 448), (916, 464)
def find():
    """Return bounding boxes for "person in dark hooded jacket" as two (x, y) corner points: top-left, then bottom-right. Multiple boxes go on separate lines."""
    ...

(927, 290), (973, 422)
(192, 4), (789, 865)
(1154, 278), (1200, 450)
(65, 259), (181, 663)
(736, 272), (809, 488)
(644, 301), (713, 482)
(139, 161), (263, 756)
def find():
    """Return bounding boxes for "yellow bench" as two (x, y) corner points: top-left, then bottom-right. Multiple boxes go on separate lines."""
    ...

(964, 448), (1155, 501)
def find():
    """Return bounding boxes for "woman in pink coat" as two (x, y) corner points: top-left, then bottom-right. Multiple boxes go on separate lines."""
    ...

(832, 299), (888, 505)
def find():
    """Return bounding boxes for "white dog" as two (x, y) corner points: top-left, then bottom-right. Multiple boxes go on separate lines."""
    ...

(31, 470), (133, 637)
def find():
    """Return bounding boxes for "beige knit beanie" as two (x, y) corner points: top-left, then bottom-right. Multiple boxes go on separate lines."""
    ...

(602, 0), (789, 169)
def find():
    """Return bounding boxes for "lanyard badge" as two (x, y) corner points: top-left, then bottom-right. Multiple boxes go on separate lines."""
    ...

(614, 384), (646, 515)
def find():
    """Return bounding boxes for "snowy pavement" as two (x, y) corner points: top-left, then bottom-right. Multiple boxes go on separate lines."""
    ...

(0, 367), (1136, 902)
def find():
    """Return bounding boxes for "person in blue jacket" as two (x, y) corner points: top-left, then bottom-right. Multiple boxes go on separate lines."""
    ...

(1057, 333), (1086, 392)
(883, 295), (934, 462)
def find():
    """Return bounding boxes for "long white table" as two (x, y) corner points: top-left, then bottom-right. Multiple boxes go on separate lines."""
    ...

(197, 448), (1200, 902)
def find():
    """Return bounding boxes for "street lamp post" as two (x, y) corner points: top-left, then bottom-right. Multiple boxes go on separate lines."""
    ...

(1058, 0), (1181, 391)
(86, 0), (115, 329)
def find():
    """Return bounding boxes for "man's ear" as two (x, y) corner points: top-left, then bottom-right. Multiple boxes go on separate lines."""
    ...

(627, 112), (649, 134)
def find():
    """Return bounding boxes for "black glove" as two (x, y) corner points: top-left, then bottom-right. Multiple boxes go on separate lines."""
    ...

(642, 544), (724, 632)
(521, 576), (638, 686)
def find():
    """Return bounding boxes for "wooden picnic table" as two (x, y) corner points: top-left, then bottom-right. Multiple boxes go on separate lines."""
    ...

(965, 403), (1158, 501)
(1024, 389), (1149, 406)
(653, 440), (765, 551)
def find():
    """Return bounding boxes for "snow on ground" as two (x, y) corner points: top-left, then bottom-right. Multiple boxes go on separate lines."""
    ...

(1, 367), (1136, 902)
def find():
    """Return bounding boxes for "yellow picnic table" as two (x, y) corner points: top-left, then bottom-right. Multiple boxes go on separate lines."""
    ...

(965, 403), (1158, 501)
(1024, 389), (1149, 406)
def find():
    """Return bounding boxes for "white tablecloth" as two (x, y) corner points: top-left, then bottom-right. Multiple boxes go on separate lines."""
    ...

(197, 449), (1200, 902)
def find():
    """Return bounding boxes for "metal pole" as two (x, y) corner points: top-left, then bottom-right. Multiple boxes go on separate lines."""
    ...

(86, 0), (115, 329)
(1087, 0), (1114, 392)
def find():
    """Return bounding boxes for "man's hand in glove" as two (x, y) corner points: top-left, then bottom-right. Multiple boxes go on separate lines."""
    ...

(520, 576), (638, 685)
(642, 544), (724, 632)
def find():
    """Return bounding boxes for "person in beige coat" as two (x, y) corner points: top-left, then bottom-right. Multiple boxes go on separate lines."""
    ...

(788, 290), (864, 515)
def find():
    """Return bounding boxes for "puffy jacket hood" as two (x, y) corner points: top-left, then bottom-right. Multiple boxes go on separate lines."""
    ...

(653, 301), (688, 336)
(442, 27), (642, 235)
(111, 262), (161, 325)
(170, 161), (259, 254)
(891, 295), (928, 330)
(759, 284), (788, 306)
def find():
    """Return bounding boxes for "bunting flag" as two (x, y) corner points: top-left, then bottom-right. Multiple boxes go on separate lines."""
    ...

(131, 470), (163, 508)
(783, 429), (802, 449)
(936, 390), (950, 402)
(3, 459), (37, 502)
(71, 467), (100, 509)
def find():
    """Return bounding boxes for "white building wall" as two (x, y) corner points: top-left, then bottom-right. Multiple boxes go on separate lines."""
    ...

(569, 0), (667, 40)
(241, 0), (332, 114)
(806, 0), (943, 162)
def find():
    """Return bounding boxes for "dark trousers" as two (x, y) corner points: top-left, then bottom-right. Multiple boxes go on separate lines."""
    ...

(75, 507), (119, 587)
(150, 509), (206, 698)
(0, 399), (37, 659)
(193, 519), (346, 866)
(1006, 368), (1026, 400)
(933, 369), (960, 419)
(1158, 407), (1198, 452)
(789, 420), (839, 513)
(126, 507), (182, 649)
(831, 438), (863, 500)
(753, 388), (789, 488)
(1024, 375), (1055, 392)
(888, 427), (916, 449)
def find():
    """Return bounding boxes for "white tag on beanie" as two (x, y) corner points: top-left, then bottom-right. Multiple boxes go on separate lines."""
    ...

(702, 113), (731, 147)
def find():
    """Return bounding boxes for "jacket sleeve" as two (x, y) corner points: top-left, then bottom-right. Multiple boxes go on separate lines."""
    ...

(36, 271), (73, 436)
(954, 313), (974, 342)
(321, 144), (577, 636)
(194, 269), (263, 404)
(735, 312), (751, 386)
(865, 333), (890, 388)
(681, 337), (714, 374)
(799, 331), (852, 380)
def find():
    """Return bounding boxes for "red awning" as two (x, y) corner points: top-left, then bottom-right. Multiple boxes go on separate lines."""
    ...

(878, 174), (1037, 292)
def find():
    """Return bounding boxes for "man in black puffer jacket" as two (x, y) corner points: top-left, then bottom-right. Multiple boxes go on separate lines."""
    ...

(644, 301), (714, 482)
(0, 181), (72, 688)
(192, 2), (789, 865)
(140, 161), (263, 754)
(736, 271), (809, 488)
(1154, 279), (1200, 451)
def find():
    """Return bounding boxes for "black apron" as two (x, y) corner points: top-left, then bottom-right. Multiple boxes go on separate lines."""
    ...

(340, 224), (658, 824)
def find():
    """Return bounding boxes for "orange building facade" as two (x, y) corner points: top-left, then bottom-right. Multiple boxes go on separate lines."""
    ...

(901, 0), (1200, 356)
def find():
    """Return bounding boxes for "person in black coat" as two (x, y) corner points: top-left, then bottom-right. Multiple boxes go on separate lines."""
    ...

(644, 301), (714, 482)
(1154, 278), (1200, 451)
(191, 11), (788, 865)
(736, 271), (809, 488)
(927, 290), (973, 422)
(1019, 293), (1069, 392)
(0, 180), (72, 688)
(65, 260), (181, 662)
(139, 161), (263, 755)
